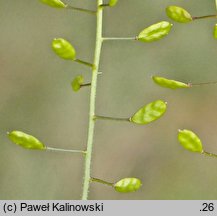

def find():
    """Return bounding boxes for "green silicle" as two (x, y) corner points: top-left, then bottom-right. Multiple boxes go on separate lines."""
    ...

(52, 38), (76, 60)
(214, 24), (217, 39)
(8, 131), (46, 150)
(152, 76), (189, 89)
(137, 21), (173, 42)
(130, 100), (167, 125)
(114, 178), (142, 193)
(109, 0), (118, 7)
(178, 129), (203, 153)
(39, 0), (66, 8)
(166, 6), (192, 23)
(71, 75), (84, 92)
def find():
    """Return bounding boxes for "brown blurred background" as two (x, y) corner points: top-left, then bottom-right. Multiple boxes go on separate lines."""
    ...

(1, 0), (217, 199)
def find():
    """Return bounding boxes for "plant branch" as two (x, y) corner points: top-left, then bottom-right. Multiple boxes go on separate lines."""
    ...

(46, 147), (86, 154)
(66, 5), (96, 15)
(81, 0), (103, 200)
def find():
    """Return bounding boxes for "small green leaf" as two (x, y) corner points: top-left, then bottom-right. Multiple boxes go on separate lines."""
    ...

(214, 24), (217, 39)
(166, 6), (192, 23)
(109, 0), (118, 7)
(39, 0), (66, 8)
(152, 76), (189, 89)
(178, 129), (203, 153)
(71, 75), (84, 92)
(8, 131), (46, 150)
(52, 38), (76, 60)
(130, 100), (167, 125)
(137, 21), (172, 42)
(114, 178), (142, 193)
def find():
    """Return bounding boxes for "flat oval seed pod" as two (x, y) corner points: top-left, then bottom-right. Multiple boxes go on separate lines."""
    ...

(152, 76), (189, 89)
(114, 178), (142, 193)
(52, 38), (76, 60)
(39, 0), (66, 8)
(130, 100), (167, 125)
(178, 129), (203, 153)
(166, 6), (192, 23)
(137, 21), (172, 42)
(109, 0), (118, 7)
(8, 131), (46, 150)
(71, 75), (84, 92)
(214, 24), (217, 39)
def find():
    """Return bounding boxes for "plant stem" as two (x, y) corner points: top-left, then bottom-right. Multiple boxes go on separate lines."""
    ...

(66, 5), (96, 15)
(81, 0), (103, 200)
(94, 115), (130, 122)
(91, 177), (114, 187)
(46, 147), (86, 154)
(192, 15), (217, 20)
(103, 37), (136, 41)
(202, 151), (217, 158)
(216, 0), (217, 11)
(74, 59), (95, 69)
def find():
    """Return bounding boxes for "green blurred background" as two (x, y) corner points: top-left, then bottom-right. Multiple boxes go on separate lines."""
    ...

(1, 0), (217, 199)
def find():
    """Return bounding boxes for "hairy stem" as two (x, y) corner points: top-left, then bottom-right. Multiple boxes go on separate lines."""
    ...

(82, 0), (103, 200)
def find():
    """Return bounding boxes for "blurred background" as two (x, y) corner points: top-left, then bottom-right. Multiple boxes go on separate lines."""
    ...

(1, 0), (217, 200)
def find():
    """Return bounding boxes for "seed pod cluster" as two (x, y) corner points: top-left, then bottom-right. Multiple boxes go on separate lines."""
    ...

(152, 76), (189, 89)
(130, 100), (167, 125)
(8, 131), (46, 150)
(178, 129), (203, 153)
(137, 21), (173, 42)
(114, 178), (142, 193)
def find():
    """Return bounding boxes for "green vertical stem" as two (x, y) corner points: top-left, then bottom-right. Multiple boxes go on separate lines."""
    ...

(216, 0), (217, 11)
(82, 0), (103, 200)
